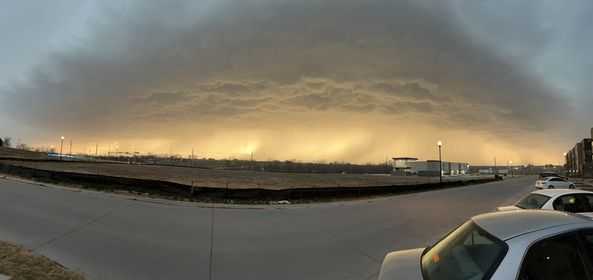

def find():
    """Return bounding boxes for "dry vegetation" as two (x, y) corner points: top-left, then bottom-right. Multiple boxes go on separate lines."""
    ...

(0, 147), (485, 190)
(0, 241), (84, 280)
(0, 147), (49, 160)
(0, 160), (485, 190)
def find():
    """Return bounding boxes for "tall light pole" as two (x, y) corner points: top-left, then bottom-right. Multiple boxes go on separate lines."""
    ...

(437, 141), (443, 183)
(509, 160), (513, 177)
(563, 152), (568, 176)
(59, 136), (65, 161)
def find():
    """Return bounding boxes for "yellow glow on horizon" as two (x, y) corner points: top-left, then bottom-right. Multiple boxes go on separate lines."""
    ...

(30, 113), (567, 165)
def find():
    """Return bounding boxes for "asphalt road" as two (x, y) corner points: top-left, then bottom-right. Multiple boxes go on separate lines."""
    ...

(0, 176), (535, 280)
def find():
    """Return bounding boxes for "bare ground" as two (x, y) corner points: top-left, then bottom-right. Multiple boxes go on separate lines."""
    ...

(0, 241), (84, 280)
(0, 159), (487, 190)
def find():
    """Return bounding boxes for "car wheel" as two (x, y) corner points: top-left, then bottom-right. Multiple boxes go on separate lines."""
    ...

(570, 184), (576, 189)
(548, 185), (555, 189)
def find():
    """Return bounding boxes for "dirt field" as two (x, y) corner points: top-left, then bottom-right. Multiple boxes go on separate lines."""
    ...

(0, 147), (50, 160)
(0, 241), (85, 280)
(0, 159), (488, 190)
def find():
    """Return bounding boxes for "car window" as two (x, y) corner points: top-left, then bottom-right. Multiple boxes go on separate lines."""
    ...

(518, 234), (587, 280)
(421, 221), (507, 280)
(516, 194), (551, 209)
(586, 196), (593, 211)
(580, 195), (593, 212)
(549, 178), (563, 182)
(553, 195), (593, 213)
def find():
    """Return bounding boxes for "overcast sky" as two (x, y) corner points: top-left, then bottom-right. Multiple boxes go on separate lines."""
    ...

(1, 0), (592, 164)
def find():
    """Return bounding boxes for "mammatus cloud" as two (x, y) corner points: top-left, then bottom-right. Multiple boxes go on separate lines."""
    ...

(1, 0), (590, 164)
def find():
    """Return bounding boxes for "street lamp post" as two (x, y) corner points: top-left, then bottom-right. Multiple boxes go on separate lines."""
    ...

(59, 136), (65, 161)
(563, 153), (568, 176)
(509, 161), (513, 177)
(438, 141), (443, 184)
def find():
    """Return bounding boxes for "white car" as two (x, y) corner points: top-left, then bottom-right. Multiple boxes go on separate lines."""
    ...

(535, 176), (576, 189)
(378, 210), (593, 280)
(498, 189), (593, 218)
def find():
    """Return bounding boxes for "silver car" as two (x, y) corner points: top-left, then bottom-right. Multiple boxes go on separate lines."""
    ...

(498, 189), (593, 218)
(379, 210), (593, 280)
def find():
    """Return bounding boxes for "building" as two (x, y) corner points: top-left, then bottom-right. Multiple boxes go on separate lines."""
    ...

(565, 137), (593, 178)
(392, 158), (469, 176)
(392, 157), (418, 175)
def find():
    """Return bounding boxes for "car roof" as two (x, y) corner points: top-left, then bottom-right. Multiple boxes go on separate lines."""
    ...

(532, 189), (593, 197)
(472, 210), (591, 241)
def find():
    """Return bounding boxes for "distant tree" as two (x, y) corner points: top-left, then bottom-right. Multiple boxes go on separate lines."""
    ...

(0, 138), (3, 147)
(3, 137), (11, 147)
(16, 143), (29, 150)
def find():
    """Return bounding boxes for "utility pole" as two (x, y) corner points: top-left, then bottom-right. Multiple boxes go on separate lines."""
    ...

(191, 148), (195, 167)
(494, 157), (497, 176)
(69, 140), (72, 156)
(96, 144), (98, 157)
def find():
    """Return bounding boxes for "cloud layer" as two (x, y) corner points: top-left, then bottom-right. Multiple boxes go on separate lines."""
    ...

(2, 0), (591, 164)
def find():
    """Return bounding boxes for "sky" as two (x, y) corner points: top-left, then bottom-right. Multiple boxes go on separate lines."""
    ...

(1, 0), (592, 165)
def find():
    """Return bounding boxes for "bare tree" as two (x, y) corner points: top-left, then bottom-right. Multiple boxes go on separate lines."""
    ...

(16, 143), (29, 150)
(3, 137), (12, 148)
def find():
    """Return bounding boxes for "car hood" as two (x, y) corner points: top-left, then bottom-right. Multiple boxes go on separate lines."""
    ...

(378, 248), (424, 280)
(577, 213), (593, 219)
(497, 205), (521, 211)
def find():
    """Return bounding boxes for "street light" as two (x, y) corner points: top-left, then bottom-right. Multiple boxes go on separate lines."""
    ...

(437, 141), (443, 183)
(59, 136), (65, 161)
(509, 161), (513, 177)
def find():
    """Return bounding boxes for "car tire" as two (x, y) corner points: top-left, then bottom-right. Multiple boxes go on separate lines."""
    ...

(570, 184), (576, 189)
(549, 185), (555, 189)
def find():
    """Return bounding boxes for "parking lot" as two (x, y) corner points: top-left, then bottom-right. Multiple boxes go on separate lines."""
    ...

(0, 176), (534, 280)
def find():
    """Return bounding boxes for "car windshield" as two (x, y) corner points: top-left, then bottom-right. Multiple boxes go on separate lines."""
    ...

(516, 194), (552, 209)
(421, 221), (508, 280)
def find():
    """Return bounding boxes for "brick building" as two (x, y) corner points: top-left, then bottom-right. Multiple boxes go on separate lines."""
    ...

(566, 131), (593, 177)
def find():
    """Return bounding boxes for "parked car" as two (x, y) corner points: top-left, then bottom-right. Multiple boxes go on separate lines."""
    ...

(497, 189), (593, 217)
(539, 172), (561, 179)
(378, 210), (593, 280)
(535, 176), (575, 189)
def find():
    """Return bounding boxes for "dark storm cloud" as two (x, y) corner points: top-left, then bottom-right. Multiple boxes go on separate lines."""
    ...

(0, 0), (581, 141)
(369, 81), (449, 102)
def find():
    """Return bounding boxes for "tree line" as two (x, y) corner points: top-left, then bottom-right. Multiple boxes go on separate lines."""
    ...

(0, 137), (10, 147)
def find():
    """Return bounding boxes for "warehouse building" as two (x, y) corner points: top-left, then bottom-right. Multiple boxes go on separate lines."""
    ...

(392, 157), (469, 176)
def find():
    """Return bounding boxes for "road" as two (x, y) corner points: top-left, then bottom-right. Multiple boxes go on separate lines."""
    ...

(0, 176), (535, 280)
